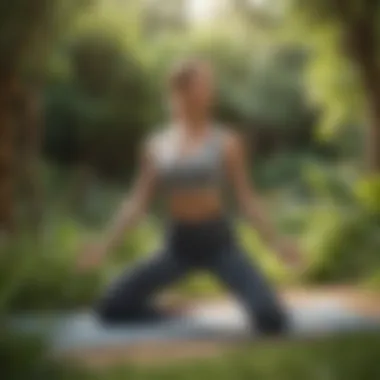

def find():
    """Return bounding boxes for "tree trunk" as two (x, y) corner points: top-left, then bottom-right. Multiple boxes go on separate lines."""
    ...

(15, 88), (45, 231)
(0, 75), (17, 233)
(334, 0), (380, 173)
(362, 72), (380, 174)
(347, 21), (380, 173)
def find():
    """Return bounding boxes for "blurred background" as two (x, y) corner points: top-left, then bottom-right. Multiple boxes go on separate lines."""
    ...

(1, 0), (380, 379)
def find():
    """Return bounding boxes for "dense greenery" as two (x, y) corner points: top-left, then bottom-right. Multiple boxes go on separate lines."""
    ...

(1, 0), (380, 378)
(43, 1), (317, 178)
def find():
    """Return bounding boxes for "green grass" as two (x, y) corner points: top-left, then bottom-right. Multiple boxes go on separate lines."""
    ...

(96, 332), (380, 380)
(2, 325), (380, 380)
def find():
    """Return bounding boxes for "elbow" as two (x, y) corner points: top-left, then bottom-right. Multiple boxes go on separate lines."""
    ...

(237, 193), (258, 220)
(236, 189), (251, 210)
(132, 195), (151, 222)
(130, 202), (147, 225)
(237, 196), (250, 219)
(120, 196), (146, 228)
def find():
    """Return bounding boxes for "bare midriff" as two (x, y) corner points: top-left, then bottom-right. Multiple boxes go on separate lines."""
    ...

(167, 188), (224, 222)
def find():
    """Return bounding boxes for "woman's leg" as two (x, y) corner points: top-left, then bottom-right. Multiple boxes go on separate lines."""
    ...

(209, 247), (289, 335)
(96, 251), (189, 324)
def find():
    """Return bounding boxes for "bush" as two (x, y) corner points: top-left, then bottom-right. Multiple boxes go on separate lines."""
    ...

(0, 329), (90, 380)
(0, 213), (162, 312)
(0, 227), (101, 312)
(297, 173), (380, 284)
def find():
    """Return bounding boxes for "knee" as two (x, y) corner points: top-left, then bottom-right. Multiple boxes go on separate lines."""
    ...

(255, 307), (289, 336)
(94, 300), (117, 324)
(95, 295), (158, 325)
(94, 297), (134, 325)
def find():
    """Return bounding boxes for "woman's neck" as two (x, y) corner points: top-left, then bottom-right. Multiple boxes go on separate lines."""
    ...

(173, 114), (212, 135)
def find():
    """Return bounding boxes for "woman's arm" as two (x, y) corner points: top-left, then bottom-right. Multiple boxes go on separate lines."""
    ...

(79, 140), (157, 269)
(99, 142), (157, 253)
(224, 131), (301, 264)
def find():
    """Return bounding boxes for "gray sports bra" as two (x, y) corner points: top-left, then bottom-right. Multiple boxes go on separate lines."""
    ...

(151, 124), (226, 192)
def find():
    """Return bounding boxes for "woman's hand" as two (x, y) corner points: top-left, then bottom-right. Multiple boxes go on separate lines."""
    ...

(77, 243), (107, 272)
(274, 238), (304, 269)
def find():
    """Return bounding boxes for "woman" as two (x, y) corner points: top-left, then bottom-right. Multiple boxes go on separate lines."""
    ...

(79, 58), (302, 336)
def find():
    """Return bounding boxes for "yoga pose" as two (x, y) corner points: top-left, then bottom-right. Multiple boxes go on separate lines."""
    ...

(79, 58), (302, 335)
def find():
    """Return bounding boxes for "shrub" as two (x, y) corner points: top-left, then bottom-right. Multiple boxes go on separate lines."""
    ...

(0, 329), (90, 380)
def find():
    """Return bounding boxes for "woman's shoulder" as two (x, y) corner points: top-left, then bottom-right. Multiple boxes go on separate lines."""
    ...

(214, 123), (244, 151)
(143, 126), (175, 156)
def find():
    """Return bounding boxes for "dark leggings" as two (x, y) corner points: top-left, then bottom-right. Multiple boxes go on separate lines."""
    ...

(96, 217), (288, 335)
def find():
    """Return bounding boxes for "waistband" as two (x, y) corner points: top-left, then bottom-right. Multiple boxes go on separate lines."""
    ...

(168, 214), (230, 230)
(164, 215), (236, 262)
